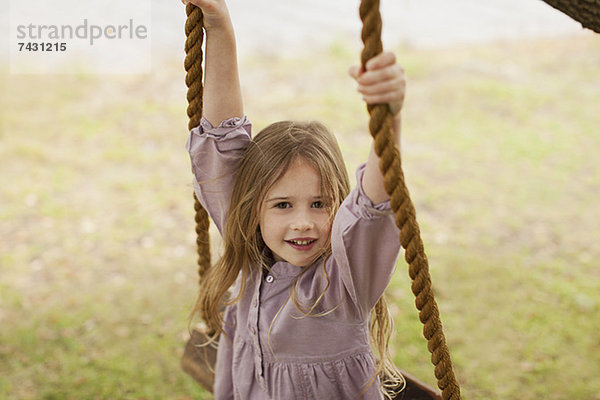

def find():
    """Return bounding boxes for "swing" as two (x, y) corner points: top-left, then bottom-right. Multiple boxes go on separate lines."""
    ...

(180, 1), (600, 399)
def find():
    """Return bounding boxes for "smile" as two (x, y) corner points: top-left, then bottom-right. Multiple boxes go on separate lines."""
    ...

(286, 239), (317, 250)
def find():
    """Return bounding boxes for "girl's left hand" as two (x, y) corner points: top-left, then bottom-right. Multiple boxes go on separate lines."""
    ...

(181, 0), (232, 31)
(349, 52), (406, 116)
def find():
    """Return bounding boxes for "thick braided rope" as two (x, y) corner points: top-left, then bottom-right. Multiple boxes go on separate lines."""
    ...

(359, 1), (461, 399)
(541, 0), (600, 33)
(185, 4), (211, 284)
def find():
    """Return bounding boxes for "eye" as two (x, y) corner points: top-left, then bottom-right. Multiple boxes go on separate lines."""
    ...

(312, 201), (324, 209)
(274, 202), (291, 209)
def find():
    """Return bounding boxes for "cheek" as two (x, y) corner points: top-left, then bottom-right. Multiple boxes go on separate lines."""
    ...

(319, 216), (333, 235)
(258, 209), (269, 241)
(260, 212), (282, 239)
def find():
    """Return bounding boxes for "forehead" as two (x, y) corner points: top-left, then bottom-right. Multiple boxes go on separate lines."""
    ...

(265, 158), (322, 198)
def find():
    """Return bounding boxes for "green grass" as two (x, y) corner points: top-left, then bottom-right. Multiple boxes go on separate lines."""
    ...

(1, 33), (599, 399)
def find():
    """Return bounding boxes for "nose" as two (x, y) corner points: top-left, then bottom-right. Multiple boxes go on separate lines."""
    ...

(290, 209), (314, 231)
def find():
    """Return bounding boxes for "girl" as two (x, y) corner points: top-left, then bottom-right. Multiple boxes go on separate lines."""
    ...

(183, 0), (407, 398)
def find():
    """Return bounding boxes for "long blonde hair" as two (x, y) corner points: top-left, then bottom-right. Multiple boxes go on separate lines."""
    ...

(192, 120), (403, 397)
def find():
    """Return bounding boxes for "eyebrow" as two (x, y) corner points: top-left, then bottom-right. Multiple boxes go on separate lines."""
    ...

(265, 196), (290, 203)
(265, 196), (323, 203)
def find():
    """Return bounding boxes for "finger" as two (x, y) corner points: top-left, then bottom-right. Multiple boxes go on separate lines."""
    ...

(361, 84), (405, 100)
(186, 0), (209, 8)
(348, 65), (362, 80)
(357, 77), (405, 96)
(358, 64), (404, 85)
(365, 51), (396, 71)
(362, 91), (405, 108)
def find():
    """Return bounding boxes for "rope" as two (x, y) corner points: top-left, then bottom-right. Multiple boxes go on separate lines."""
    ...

(359, 0), (461, 398)
(185, 4), (212, 285)
(541, 0), (600, 34)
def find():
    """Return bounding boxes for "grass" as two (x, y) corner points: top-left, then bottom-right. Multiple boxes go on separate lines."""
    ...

(1, 32), (599, 399)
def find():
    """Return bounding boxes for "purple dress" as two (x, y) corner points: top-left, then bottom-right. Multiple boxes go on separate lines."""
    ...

(186, 116), (401, 400)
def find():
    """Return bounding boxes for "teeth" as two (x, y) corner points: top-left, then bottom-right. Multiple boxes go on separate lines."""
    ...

(291, 240), (312, 245)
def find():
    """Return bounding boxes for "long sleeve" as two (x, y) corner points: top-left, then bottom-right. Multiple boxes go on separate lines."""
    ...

(185, 116), (252, 234)
(330, 163), (402, 315)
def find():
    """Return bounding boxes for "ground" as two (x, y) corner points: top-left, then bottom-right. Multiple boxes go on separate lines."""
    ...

(1, 32), (599, 399)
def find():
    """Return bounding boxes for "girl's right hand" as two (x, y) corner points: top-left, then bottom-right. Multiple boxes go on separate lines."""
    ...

(181, 0), (232, 31)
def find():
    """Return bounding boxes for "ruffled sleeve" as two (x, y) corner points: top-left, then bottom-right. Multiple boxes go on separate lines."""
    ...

(330, 163), (402, 315)
(185, 116), (251, 235)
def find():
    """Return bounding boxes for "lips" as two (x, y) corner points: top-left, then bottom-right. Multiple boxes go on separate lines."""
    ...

(285, 238), (317, 251)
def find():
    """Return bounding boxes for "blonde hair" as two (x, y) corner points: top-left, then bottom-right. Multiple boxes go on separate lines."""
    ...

(192, 120), (403, 398)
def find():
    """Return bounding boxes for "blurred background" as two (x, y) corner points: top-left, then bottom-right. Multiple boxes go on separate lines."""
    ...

(1, 0), (599, 399)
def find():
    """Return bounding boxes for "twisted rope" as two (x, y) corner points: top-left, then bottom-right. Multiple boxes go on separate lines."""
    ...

(542, 0), (600, 33)
(185, 4), (211, 284)
(359, 0), (461, 399)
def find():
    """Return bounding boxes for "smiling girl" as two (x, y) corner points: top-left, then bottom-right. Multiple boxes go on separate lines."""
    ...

(183, 0), (407, 398)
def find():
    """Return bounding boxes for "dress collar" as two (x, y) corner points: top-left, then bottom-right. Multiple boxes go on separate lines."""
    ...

(262, 255), (326, 279)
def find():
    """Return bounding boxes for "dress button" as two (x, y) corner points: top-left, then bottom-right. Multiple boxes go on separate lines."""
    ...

(253, 299), (258, 308)
(265, 275), (274, 283)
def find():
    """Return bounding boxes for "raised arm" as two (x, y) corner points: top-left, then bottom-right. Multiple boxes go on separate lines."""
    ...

(185, 0), (243, 126)
(349, 52), (406, 205)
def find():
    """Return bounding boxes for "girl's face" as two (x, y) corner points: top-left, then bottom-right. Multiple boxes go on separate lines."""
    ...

(259, 157), (332, 267)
